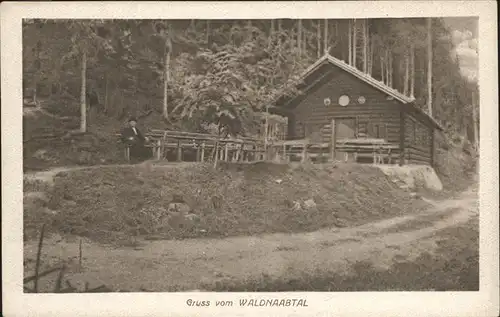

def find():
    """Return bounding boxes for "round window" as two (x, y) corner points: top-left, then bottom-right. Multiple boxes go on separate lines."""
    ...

(338, 95), (350, 107)
(358, 96), (366, 104)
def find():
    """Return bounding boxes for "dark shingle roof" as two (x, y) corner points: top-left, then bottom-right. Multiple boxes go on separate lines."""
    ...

(275, 53), (444, 131)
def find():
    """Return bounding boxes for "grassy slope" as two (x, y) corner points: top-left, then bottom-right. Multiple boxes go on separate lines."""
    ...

(24, 162), (431, 243)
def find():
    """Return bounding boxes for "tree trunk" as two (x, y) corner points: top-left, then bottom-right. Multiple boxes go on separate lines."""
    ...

(369, 35), (374, 75)
(352, 19), (357, 68)
(388, 52), (393, 87)
(163, 32), (172, 120)
(206, 20), (210, 44)
(297, 19), (302, 57)
(380, 55), (385, 83)
(427, 17), (433, 117)
(410, 44), (415, 98)
(264, 107), (269, 160)
(324, 19), (328, 55)
(348, 20), (352, 65)
(404, 51), (409, 96)
(302, 21), (307, 56)
(278, 19), (282, 53)
(472, 91), (479, 150)
(363, 19), (368, 73)
(268, 19), (275, 50)
(79, 50), (87, 133)
(385, 49), (389, 85)
(317, 20), (321, 58)
(104, 74), (109, 113)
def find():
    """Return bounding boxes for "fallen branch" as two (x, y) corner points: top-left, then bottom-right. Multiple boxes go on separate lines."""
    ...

(34, 224), (46, 292)
(53, 265), (66, 293)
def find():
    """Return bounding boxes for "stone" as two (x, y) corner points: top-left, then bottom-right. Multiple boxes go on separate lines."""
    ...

(64, 200), (77, 207)
(32, 149), (53, 161)
(184, 213), (200, 222)
(303, 199), (317, 209)
(167, 202), (191, 215)
(409, 192), (421, 199)
(292, 201), (302, 211)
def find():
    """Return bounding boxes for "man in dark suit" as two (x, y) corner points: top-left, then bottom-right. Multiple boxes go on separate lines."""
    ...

(121, 117), (152, 162)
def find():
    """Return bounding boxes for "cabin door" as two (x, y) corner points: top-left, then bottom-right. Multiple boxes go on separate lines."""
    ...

(335, 117), (357, 139)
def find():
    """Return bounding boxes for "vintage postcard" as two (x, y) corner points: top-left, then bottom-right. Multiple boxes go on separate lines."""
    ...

(1, 1), (498, 317)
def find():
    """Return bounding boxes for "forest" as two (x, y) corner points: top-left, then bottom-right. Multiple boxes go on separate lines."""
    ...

(22, 18), (479, 146)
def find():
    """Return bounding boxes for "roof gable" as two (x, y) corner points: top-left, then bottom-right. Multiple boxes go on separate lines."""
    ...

(272, 54), (443, 131)
(300, 54), (415, 104)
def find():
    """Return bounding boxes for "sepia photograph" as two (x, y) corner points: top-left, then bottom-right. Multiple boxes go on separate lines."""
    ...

(20, 15), (481, 293)
(2, 1), (498, 317)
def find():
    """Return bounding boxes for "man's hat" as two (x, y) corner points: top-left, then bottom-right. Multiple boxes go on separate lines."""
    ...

(128, 117), (137, 122)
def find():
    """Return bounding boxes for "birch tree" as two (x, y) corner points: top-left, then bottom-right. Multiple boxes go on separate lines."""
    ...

(63, 20), (113, 133)
(324, 19), (328, 54)
(427, 17), (433, 116)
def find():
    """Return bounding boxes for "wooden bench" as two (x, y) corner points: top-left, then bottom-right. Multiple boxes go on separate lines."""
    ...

(336, 140), (399, 164)
(274, 138), (400, 164)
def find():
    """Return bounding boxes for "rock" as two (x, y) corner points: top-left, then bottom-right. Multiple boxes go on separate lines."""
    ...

(275, 179), (283, 184)
(303, 199), (317, 209)
(64, 200), (77, 207)
(32, 149), (53, 161)
(292, 201), (302, 211)
(184, 213), (200, 222)
(167, 202), (191, 215)
(409, 192), (421, 199)
(41, 207), (59, 215)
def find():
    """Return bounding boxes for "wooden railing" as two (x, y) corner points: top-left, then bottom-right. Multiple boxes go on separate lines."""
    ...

(117, 129), (267, 163)
(267, 138), (400, 164)
(117, 127), (401, 165)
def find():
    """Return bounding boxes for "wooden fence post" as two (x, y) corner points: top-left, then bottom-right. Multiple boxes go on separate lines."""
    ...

(196, 142), (200, 162)
(283, 142), (287, 163)
(176, 140), (182, 162)
(301, 141), (307, 163)
(330, 119), (336, 161)
(213, 141), (219, 168)
(201, 142), (205, 162)
(156, 139), (161, 160)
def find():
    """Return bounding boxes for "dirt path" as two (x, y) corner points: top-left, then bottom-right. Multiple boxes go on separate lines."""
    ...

(24, 161), (197, 185)
(24, 164), (478, 291)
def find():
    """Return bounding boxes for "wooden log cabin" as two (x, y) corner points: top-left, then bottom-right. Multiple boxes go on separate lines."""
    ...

(269, 54), (444, 166)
